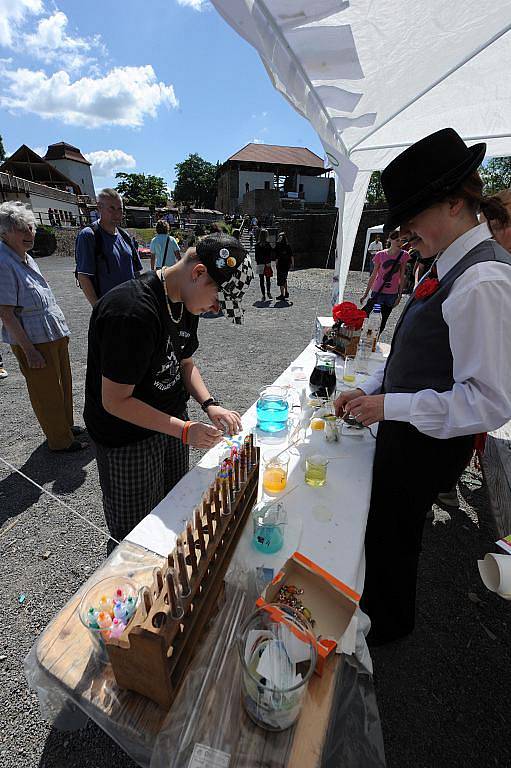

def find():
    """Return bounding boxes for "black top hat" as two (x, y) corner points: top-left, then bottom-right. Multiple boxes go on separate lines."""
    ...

(381, 128), (486, 228)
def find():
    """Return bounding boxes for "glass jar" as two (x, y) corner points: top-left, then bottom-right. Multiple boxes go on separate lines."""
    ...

(256, 386), (290, 433)
(238, 604), (317, 731)
(309, 351), (336, 398)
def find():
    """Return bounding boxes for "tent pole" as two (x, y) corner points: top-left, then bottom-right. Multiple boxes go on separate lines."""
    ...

(349, 24), (511, 154)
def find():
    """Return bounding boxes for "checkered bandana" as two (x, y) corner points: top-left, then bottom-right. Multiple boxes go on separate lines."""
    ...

(217, 254), (254, 324)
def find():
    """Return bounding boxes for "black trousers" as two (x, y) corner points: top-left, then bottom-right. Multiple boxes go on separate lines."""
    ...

(362, 420), (474, 643)
(259, 274), (271, 295)
(362, 295), (396, 335)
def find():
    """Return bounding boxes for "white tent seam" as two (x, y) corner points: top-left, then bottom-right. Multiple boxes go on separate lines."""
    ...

(353, 133), (511, 154)
(349, 23), (511, 154)
(256, 0), (349, 156)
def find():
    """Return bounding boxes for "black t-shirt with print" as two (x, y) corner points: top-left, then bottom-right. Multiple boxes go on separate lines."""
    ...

(84, 271), (199, 447)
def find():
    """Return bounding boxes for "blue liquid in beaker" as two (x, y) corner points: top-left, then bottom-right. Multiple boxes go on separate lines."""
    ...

(256, 397), (289, 433)
(252, 524), (284, 554)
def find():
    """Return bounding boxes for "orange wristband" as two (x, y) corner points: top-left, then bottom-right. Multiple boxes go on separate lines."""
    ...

(181, 421), (191, 445)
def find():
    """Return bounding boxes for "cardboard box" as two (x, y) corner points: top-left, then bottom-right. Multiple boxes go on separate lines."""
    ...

(256, 552), (359, 676)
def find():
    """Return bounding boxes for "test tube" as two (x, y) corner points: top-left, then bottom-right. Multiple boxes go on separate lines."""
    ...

(194, 507), (207, 555)
(176, 540), (191, 598)
(166, 568), (184, 620)
(186, 521), (198, 573)
(220, 477), (231, 516)
(234, 456), (241, 493)
(152, 567), (164, 598)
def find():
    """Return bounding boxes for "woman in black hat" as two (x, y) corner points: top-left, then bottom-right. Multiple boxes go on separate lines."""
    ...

(334, 128), (511, 644)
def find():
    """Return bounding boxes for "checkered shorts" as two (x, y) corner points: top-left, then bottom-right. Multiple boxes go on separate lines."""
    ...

(94, 431), (189, 543)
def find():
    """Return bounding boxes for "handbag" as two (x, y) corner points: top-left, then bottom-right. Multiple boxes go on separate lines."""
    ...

(381, 250), (404, 289)
(255, 263), (265, 275)
(263, 264), (273, 278)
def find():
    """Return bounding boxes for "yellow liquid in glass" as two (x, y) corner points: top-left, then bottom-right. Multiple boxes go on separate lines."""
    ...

(305, 460), (328, 487)
(343, 374), (356, 383)
(263, 467), (287, 494)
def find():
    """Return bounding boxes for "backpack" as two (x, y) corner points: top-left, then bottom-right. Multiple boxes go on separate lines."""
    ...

(75, 221), (140, 292)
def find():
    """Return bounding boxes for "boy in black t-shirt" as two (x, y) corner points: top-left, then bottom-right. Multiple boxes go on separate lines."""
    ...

(84, 233), (253, 547)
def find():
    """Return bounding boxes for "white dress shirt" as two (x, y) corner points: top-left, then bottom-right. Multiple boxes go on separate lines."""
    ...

(361, 223), (511, 439)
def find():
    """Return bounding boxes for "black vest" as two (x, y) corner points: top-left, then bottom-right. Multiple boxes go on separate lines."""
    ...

(383, 238), (511, 395)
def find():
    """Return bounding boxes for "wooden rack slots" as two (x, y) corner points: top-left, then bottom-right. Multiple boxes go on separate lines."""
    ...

(106, 434), (260, 709)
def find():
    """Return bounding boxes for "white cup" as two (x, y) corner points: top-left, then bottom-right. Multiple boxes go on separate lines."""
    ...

(478, 553), (511, 600)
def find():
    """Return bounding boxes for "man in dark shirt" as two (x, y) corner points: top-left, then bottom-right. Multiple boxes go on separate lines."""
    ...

(76, 188), (142, 305)
(84, 233), (253, 547)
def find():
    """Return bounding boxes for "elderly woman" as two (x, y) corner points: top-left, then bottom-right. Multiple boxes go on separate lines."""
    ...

(0, 202), (86, 452)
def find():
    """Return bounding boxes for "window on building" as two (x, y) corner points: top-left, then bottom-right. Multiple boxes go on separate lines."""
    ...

(299, 183), (304, 193)
(264, 181), (270, 190)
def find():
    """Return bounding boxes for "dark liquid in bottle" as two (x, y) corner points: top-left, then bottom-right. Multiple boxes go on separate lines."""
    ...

(309, 365), (336, 398)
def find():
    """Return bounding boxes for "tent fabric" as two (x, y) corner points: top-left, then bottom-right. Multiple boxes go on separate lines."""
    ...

(211, 0), (511, 298)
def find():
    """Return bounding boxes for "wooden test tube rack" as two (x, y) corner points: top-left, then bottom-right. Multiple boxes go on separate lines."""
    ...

(105, 436), (260, 709)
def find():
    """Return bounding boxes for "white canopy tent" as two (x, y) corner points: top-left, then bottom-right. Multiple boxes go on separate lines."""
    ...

(211, 0), (511, 298)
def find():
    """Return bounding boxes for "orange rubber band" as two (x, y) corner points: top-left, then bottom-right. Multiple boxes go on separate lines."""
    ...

(181, 421), (191, 445)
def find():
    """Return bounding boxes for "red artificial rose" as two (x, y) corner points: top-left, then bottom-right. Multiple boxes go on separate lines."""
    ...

(414, 278), (440, 299)
(332, 301), (366, 330)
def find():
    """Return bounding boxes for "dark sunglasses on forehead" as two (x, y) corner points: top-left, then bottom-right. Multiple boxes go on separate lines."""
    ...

(389, 232), (400, 240)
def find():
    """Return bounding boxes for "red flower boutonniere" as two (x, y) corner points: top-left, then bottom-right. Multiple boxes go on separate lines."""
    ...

(414, 277), (440, 300)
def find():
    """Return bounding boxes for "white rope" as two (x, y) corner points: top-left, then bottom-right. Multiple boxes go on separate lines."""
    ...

(0, 456), (119, 544)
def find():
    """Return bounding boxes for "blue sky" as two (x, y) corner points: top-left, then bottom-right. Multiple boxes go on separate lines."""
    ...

(0, 0), (324, 193)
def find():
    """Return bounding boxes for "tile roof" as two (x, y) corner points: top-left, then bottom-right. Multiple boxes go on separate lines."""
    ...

(227, 143), (325, 168)
(44, 142), (91, 165)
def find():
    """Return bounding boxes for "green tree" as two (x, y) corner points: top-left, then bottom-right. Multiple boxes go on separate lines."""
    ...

(0, 134), (6, 162)
(480, 157), (511, 195)
(365, 171), (386, 205)
(115, 172), (168, 207)
(173, 153), (218, 208)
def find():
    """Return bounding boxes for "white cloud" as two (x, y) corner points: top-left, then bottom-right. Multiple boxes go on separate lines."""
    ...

(252, 138), (265, 144)
(176, 0), (209, 10)
(23, 11), (104, 71)
(85, 149), (136, 177)
(0, 0), (42, 48)
(0, 65), (179, 127)
(31, 145), (47, 157)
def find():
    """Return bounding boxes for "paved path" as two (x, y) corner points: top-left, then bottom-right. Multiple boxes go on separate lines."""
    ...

(0, 258), (509, 767)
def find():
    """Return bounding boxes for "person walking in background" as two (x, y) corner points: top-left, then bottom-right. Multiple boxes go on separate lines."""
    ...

(254, 228), (274, 300)
(150, 219), (181, 271)
(0, 202), (87, 452)
(367, 234), (383, 271)
(360, 229), (410, 334)
(275, 231), (294, 301)
(75, 188), (143, 307)
(484, 188), (511, 252)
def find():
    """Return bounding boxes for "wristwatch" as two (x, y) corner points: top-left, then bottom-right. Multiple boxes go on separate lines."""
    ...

(201, 397), (220, 412)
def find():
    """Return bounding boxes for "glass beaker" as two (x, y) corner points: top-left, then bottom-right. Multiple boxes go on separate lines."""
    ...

(256, 386), (290, 433)
(309, 351), (336, 398)
(305, 454), (329, 487)
(262, 451), (289, 494)
(343, 355), (356, 386)
(252, 500), (287, 554)
(238, 604), (317, 731)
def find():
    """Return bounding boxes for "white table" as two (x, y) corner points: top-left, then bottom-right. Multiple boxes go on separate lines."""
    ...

(127, 341), (387, 662)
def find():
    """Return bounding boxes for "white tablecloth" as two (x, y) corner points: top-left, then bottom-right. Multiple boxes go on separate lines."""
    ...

(127, 342), (385, 608)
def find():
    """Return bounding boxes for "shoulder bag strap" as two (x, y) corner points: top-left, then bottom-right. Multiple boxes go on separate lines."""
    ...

(162, 235), (170, 267)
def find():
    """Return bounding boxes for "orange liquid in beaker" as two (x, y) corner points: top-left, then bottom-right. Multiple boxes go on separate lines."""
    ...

(263, 467), (287, 494)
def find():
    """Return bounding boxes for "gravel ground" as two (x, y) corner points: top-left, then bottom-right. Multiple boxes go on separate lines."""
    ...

(1, 257), (510, 767)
